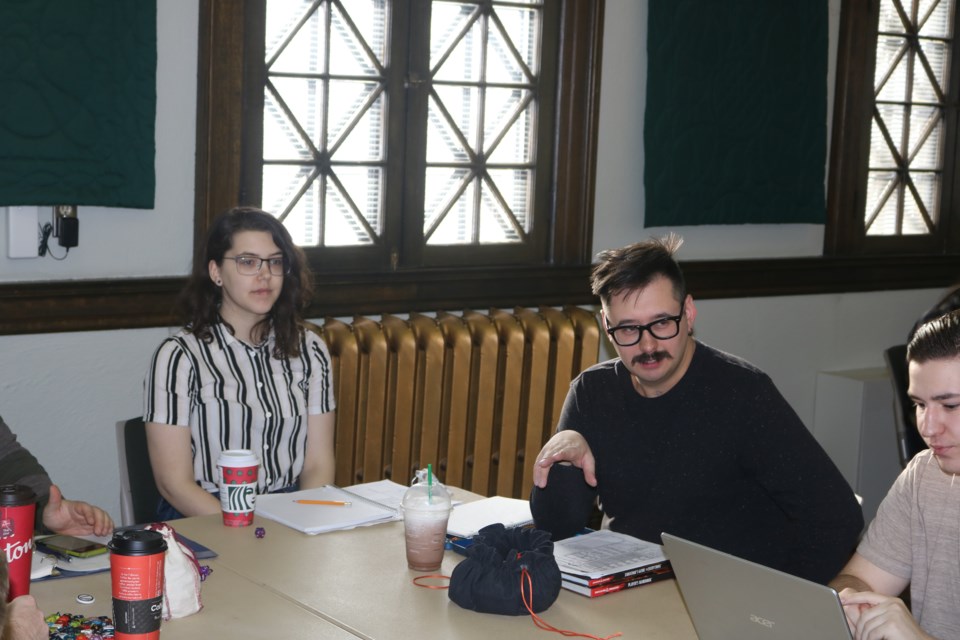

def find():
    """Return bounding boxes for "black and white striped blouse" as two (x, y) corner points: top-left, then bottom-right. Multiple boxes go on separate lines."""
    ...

(144, 322), (335, 494)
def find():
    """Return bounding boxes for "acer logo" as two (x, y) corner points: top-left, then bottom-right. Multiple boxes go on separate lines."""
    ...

(749, 613), (775, 629)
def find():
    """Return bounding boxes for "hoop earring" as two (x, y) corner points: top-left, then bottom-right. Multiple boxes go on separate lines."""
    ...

(215, 279), (222, 286)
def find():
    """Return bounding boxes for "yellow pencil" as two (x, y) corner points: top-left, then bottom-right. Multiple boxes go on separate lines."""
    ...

(293, 499), (352, 506)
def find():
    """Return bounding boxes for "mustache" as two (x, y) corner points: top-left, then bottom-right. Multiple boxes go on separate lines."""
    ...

(632, 351), (671, 365)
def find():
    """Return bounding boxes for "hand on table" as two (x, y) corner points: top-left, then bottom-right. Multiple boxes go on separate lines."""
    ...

(41, 484), (114, 537)
(839, 589), (933, 640)
(533, 431), (596, 488)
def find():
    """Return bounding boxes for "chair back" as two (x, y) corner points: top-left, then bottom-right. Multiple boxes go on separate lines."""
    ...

(883, 345), (927, 467)
(115, 417), (162, 525)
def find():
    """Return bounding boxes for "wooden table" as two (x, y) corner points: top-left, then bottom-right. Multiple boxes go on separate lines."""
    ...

(170, 488), (699, 640)
(30, 557), (358, 639)
(30, 489), (698, 639)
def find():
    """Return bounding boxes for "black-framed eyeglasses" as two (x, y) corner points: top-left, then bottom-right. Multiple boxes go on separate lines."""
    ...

(605, 302), (685, 346)
(223, 255), (289, 276)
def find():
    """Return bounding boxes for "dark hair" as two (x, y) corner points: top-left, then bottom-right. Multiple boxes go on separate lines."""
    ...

(907, 309), (960, 364)
(590, 234), (687, 306)
(179, 206), (313, 358)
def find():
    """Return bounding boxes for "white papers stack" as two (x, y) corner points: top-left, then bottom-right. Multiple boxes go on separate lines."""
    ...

(446, 496), (533, 538)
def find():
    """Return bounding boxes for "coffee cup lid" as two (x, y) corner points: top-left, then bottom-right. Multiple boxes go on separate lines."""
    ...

(108, 529), (167, 555)
(217, 449), (259, 467)
(0, 484), (37, 507)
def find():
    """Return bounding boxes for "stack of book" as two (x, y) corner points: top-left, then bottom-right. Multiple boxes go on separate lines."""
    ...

(553, 529), (674, 598)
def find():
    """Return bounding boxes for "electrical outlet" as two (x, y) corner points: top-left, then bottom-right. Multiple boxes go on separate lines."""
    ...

(6, 206), (39, 259)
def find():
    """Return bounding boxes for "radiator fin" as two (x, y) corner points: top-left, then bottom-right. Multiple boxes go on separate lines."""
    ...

(319, 306), (600, 498)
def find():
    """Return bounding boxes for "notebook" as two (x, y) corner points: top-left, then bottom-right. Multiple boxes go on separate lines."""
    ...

(254, 485), (399, 534)
(661, 533), (853, 640)
(445, 496), (533, 538)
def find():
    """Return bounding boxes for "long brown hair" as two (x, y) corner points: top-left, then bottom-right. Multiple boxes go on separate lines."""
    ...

(179, 206), (314, 358)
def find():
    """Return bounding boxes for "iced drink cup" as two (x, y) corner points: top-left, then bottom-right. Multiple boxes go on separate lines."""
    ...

(401, 483), (452, 572)
(216, 449), (259, 527)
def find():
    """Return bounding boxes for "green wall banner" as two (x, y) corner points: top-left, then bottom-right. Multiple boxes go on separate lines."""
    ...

(645, 1), (827, 226)
(0, 1), (157, 208)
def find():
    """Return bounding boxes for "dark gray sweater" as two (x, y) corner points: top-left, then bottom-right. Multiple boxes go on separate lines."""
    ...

(530, 342), (863, 584)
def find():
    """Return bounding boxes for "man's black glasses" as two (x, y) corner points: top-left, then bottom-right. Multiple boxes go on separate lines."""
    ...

(605, 303), (685, 346)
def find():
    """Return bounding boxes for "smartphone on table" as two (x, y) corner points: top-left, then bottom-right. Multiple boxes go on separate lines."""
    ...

(36, 534), (108, 559)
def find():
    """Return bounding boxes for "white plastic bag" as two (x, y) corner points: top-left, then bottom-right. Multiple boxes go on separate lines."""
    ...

(144, 522), (203, 619)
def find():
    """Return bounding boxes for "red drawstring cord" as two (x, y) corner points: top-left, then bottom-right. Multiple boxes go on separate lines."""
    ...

(520, 567), (622, 640)
(412, 564), (622, 639)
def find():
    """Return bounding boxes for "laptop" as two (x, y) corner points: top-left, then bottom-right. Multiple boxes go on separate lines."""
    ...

(661, 533), (852, 640)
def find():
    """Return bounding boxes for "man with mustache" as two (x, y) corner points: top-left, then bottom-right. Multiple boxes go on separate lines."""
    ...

(530, 236), (863, 583)
(829, 311), (960, 640)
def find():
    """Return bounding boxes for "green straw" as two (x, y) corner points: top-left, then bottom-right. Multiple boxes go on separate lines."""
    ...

(427, 463), (433, 504)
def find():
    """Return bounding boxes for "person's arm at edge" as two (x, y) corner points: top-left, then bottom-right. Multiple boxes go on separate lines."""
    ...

(2, 595), (47, 640)
(298, 411), (336, 489)
(829, 552), (909, 597)
(145, 421), (220, 517)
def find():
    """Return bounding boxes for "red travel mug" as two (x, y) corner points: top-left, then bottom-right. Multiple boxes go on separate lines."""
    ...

(108, 529), (167, 640)
(0, 484), (37, 601)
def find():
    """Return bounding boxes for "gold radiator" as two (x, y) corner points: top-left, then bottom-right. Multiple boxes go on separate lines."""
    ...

(317, 306), (601, 499)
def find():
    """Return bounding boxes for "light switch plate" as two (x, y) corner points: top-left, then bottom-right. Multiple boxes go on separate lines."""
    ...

(6, 206), (39, 258)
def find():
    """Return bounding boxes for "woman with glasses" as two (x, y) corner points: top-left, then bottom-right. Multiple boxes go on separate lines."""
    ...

(143, 207), (336, 520)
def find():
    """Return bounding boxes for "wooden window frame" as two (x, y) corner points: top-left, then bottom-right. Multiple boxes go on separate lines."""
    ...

(2, 0), (957, 336)
(826, 0), (960, 255)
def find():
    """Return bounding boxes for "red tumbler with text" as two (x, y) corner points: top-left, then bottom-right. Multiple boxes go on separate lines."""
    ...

(0, 484), (36, 601)
(109, 529), (167, 640)
(217, 449), (260, 527)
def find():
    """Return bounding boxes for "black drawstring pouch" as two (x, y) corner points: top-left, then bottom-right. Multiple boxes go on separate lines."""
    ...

(448, 523), (562, 615)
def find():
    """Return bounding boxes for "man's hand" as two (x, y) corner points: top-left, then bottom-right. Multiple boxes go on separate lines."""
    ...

(839, 590), (933, 640)
(41, 484), (114, 537)
(533, 431), (596, 488)
(4, 595), (47, 640)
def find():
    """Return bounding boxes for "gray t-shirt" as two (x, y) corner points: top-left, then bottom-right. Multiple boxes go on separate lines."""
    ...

(857, 450), (960, 638)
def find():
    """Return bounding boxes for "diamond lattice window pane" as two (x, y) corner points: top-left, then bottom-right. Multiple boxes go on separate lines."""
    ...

(486, 168), (531, 232)
(264, 166), (322, 245)
(919, 0), (953, 38)
(911, 41), (947, 103)
(430, 87), (480, 156)
(424, 167), (472, 243)
(487, 100), (535, 164)
(329, 3), (386, 76)
(323, 171), (378, 246)
(908, 106), (942, 169)
(264, 89), (315, 161)
(878, 3), (907, 33)
(327, 82), (385, 160)
(866, 171), (899, 235)
(876, 36), (909, 102)
(268, 77), (324, 156)
(869, 105), (903, 168)
(493, 7), (540, 75)
(431, 3), (481, 80)
(483, 87), (525, 154)
(327, 165), (384, 239)
(478, 178), (521, 243)
(903, 171), (939, 233)
(267, 2), (326, 72)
